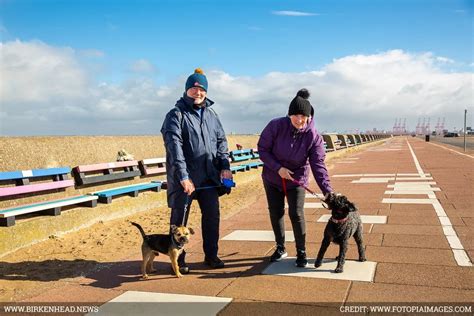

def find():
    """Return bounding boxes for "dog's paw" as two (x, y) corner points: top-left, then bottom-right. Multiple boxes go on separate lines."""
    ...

(359, 257), (367, 262)
(176, 273), (183, 278)
(141, 274), (149, 280)
(314, 261), (322, 268)
(334, 266), (344, 273)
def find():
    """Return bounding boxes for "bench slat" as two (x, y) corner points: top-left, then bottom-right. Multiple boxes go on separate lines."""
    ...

(141, 158), (166, 165)
(0, 167), (71, 181)
(0, 195), (98, 218)
(232, 155), (253, 162)
(144, 167), (166, 175)
(0, 180), (74, 197)
(93, 182), (161, 198)
(76, 170), (141, 185)
(76, 161), (138, 173)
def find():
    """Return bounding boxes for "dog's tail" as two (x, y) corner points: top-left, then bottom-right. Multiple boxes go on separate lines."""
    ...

(131, 222), (147, 239)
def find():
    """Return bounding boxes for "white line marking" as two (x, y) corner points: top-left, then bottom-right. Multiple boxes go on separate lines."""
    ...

(426, 141), (474, 159)
(446, 236), (464, 250)
(406, 140), (426, 178)
(442, 226), (457, 236)
(388, 182), (437, 186)
(438, 216), (452, 226)
(452, 250), (473, 266)
(384, 190), (440, 194)
(395, 177), (434, 180)
(222, 230), (294, 241)
(317, 215), (387, 224)
(382, 198), (437, 204)
(352, 178), (395, 183)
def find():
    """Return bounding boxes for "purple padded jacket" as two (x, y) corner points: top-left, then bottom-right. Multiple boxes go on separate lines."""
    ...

(257, 116), (333, 195)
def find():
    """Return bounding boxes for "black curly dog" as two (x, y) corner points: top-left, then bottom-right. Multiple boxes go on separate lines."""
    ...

(314, 193), (367, 273)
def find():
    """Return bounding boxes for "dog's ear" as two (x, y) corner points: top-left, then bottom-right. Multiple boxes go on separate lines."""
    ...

(188, 227), (195, 235)
(170, 224), (178, 232)
(347, 201), (358, 212)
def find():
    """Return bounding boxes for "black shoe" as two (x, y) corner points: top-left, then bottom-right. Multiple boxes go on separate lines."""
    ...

(270, 245), (288, 262)
(177, 250), (189, 274)
(179, 264), (190, 274)
(295, 249), (308, 267)
(204, 256), (225, 269)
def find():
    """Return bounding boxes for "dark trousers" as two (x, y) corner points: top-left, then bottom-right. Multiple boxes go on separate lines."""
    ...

(263, 180), (306, 251)
(170, 184), (220, 261)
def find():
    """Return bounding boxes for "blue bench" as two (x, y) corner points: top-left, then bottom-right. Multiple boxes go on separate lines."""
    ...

(91, 182), (163, 204)
(0, 167), (97, 227)
(230, 149), (253, 162)
(230, 165), (247, 174)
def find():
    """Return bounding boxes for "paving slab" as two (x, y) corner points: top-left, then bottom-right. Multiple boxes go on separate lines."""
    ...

(381, 234), (450, 249)
(346, 282), (474, 303)
(23, 282), (123, 303)
(263, 258), (376, 282)
(220, 299), (341, 316)
(218, 274), (350, 305)
(371, 224), (443, 235)
(387, 215), (464, 226)
(374, 263), (474, 290)
(367, 245), (457, 266)
(92, 291), (232, 316)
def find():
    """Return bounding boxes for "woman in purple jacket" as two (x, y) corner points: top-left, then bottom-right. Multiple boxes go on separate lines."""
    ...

(257, 89), (333, 267)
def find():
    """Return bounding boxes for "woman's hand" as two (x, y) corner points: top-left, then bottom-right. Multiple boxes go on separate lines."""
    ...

(278, 167), (294, 181)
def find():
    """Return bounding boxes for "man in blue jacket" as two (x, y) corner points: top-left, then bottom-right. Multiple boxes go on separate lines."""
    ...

(161, 68), (232, 274)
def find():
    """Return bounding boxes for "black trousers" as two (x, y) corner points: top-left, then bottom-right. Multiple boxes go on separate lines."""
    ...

(170, 183), (220, 260)
(263, 180), (306, 251)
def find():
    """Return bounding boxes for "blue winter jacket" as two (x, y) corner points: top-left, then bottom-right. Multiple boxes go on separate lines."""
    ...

(257, 116), (333, 195)
(161, 96), (230, 208)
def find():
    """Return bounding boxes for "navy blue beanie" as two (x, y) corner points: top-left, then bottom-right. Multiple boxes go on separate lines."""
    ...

(185, 68), (208, 92)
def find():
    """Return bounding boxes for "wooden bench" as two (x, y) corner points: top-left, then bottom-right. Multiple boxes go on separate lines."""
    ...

(0, 167), (96, 227)
(91, 182), (162, 204)
(229, 149), (253, 162)
(72, 161), (141, 186)
(139, 158), (166, 176)
(139, 157), (168, 189)
(244, 149), (264, 169)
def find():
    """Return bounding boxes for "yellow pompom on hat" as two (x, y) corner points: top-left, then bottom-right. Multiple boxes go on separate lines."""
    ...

(185, 68), (208, 92)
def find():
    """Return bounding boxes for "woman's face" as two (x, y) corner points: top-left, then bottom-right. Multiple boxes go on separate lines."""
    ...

(290, 114), (309, 129)
(186, 87), (207, 105)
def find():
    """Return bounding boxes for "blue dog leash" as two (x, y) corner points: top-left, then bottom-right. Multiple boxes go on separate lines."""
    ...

(181, 179), (236, 226)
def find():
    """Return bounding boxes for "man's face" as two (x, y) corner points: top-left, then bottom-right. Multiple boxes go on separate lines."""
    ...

(186, 87), (207, 105)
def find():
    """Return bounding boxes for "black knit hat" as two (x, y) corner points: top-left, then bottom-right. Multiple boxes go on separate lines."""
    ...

(288, 89), (313, 117)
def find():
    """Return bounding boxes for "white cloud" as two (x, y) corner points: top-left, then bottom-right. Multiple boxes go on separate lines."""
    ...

(128, 59), (157, 74)
(272, 10), (318, 17)
(0, 41), (472, 135)
(79, 49), (105, 58)
(0, 40), (89, 104)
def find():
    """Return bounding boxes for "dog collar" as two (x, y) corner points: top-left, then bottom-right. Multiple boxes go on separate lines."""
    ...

(171, 235), (184, 250)
(330, 217), (348, 224)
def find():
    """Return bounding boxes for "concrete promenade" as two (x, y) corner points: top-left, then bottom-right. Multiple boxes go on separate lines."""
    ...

(16, 137), (474, 315)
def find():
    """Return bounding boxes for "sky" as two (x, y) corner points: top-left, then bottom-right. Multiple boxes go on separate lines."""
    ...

(0, 0), (473, 136)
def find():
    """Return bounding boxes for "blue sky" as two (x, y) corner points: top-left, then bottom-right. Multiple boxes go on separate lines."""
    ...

(1, 0), (472, 135)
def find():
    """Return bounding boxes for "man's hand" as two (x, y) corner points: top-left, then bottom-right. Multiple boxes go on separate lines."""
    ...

(180, 179), (195, 195)
(278, 167), (294, 181)
(220, 169), (232, 180)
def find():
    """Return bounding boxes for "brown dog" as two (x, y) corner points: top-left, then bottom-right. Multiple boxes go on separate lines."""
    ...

(131, 222), (194, 279)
